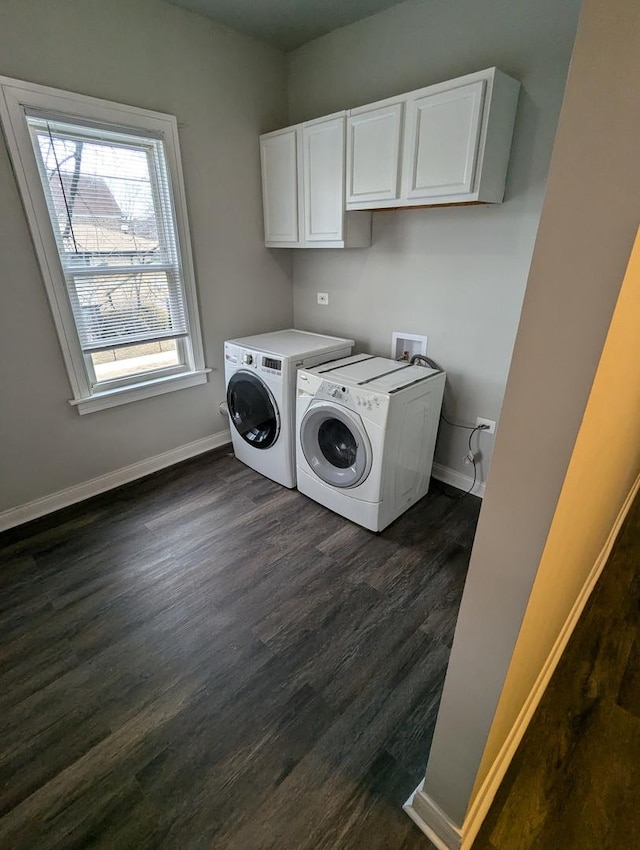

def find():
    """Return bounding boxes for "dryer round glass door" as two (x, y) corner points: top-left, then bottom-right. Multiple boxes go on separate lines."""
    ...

(300, 402), (372, 488)
(227, 371), (280, 449)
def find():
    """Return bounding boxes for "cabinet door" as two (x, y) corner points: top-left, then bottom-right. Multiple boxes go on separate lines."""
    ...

(260, 128), (301, 244)
(402, 80), (485, 200)
(303, 115), (345, 244)
(347, 102), (403, 205)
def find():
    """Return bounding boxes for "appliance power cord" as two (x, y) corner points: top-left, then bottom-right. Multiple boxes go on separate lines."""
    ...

(408, 353), (489, 499)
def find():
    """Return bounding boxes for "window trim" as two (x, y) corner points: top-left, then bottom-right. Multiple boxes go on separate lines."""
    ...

(0, 76), (208, 414)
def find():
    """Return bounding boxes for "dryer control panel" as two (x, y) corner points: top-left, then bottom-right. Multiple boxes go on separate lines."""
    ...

(225, 343), (285, 382)
(261, 355), (283, 375)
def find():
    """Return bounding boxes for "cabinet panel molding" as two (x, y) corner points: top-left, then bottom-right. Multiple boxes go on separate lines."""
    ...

(260, 112), (371, 249)
(260, 127), (301, 245)
(403, 80), (485, 200)
(259, 67), (520, 241)
(303, 116), (345, 242)
(347, 67), (520, 211)
(347, 101), (404, 204)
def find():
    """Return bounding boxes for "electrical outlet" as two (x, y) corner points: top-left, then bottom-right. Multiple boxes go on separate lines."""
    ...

(476, 417), (496, 434)
(317, 292), (329, 306)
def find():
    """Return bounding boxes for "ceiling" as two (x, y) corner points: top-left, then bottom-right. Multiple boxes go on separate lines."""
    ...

(166, 0), (405, 52)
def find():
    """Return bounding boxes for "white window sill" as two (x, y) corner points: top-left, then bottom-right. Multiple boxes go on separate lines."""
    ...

(69, 368), (211, 415)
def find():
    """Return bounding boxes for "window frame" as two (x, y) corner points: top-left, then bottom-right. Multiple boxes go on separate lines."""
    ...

(0, 76), (209, 414)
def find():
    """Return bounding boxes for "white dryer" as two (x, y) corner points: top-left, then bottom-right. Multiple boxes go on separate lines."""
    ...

(296, 355), (446, 531)
(224, 330), (353, 488)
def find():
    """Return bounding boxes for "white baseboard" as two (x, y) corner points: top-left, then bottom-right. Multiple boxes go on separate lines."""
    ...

(459, 470), (640, 850)
(432, 462), (486, 498)
(0, 429), (231, 532)
(404, 781), (462, 850)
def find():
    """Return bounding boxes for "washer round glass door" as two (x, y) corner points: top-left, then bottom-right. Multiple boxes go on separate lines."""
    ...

(300, 402), (372, 488)
(227, 371), (280, 449)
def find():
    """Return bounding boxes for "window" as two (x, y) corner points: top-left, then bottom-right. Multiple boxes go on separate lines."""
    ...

(0, 77), (208, 413)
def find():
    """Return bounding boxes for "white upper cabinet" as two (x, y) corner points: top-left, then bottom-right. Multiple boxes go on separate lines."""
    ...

(402, 80), (485, 201)
(346, 68), (520, 211)
(260, 127), (302, 245)
(259, 67), (520, 243)
(347, 100), (404, 205)
(303, 115), (345, 243)
(260, 113), (371, 249)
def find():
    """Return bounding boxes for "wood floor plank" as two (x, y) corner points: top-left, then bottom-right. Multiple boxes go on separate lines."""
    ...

(138, 683), (338, 848)
(0, 634), (80, 714)
(473, 491), (640, 850)
(210, 626), (449, 850)
(0, 450), (480, 849)
(0, 678), (204, 848)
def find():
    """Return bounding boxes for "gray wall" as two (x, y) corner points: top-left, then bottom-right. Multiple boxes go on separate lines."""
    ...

(287, 0), (582, 482)
(0, 0), (292, 512)
(423, 0), (640, 830)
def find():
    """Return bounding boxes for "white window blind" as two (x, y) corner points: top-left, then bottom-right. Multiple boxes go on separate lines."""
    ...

(25, 113), (190, 353)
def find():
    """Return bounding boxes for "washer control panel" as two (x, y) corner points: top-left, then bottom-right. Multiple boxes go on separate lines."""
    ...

(316, 381), (383, 412)
(326, 382), (347, 401)
(354, 392), (382, 410)
(297, 369), (390, 425)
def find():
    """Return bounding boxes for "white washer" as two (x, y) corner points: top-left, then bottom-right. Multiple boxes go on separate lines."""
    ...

(296, 354), (446, 531)
(225, 330), (353, 488)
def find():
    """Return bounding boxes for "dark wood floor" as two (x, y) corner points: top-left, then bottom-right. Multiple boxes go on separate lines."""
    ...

(0, 447), (480, 849)
(473, 488), (640, 850)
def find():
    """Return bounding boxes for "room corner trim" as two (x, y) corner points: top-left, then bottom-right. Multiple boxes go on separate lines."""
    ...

(403, 781), (462, 850)
(460, 469), (640, 849)
(0, 429), (232, 532)
(432, 462), (486, 498)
